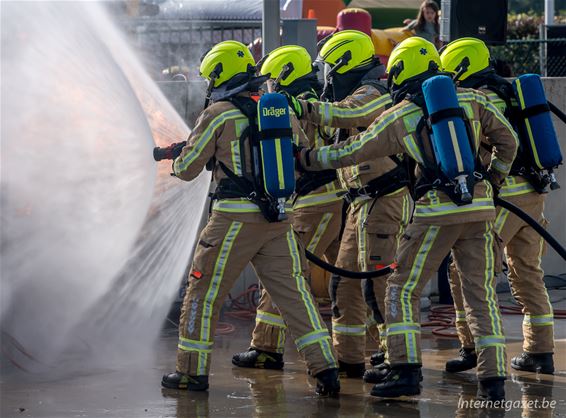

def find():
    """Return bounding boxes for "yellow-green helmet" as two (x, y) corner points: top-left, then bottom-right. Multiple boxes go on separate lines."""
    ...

(386, 37), (441, 88)
(259, 45), (313, 86)
(199, 40), (255, 87)
(440, 37), (491, 81)
(319, 30), (375, 74)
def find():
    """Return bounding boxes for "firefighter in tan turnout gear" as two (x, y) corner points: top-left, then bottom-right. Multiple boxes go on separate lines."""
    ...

(297, 37), (519, 400)
(288, 30), (412, 378)
(440, 38), (555, 375)
(232, 45), (345, 370)
(160, 40), (340, 395)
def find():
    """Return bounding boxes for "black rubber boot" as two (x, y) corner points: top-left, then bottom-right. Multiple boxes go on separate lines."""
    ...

(231, 348), (284, 370)
(370, 365), (422, 398)
(161, 372), (209, 391)
(445, 348), (477, 373)
(370, 351), (386, 367)
(511, 352), (554, 375)
(338, 360), (365, 378)
(477, 377), (505, 401)
(363, 363), (390, 384)
(315, 368), (340, 397)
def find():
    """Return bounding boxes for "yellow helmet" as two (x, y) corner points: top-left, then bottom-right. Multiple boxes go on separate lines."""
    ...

(259, 45), (313, 87)
(319, 30), (375, 74)
(199, 40), (255, 87)
(386, 37), (441, 88)
(440, 37), (491, 81)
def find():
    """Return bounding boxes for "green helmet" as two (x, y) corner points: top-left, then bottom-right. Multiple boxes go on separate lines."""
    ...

(259, 45), (313, 87)
(319, 30), (375, 74)
(440, 37), (491, 81)
(387, 37), (441, 88)
(200, 40), (255, 87)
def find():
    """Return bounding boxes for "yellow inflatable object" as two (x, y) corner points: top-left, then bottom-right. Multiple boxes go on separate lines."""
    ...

(316, 26), (414, 58)
(371, 27), (414, 56)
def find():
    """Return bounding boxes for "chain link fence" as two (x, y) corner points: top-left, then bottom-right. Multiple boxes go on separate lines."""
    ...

(489, 38), (566, 77)
(121, 19), (262, 78)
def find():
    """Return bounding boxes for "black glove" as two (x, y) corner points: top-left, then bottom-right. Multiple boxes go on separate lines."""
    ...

(293, 144), (306, 173)
(153, 141), (187, 161)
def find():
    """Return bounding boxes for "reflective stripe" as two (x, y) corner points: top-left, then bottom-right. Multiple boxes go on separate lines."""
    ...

(499, 181), (535, 197)
(524, 314), (554, 326)
(400, 226), (439, 363)
(386, 322), (421, 336)
(475, 335), (506, 349)
(515, 79), (541, 169)
(294, 190), (344, 209)
(491, 158), (511, 174)
(256, 310), (287, 328)
(276, 328), (286, 353)
(295, 329), (331, 350)
(403, 134), (424, 164)
(332, 322), (366, 336)
(314, 104), (420, 167)
(482, 222), (506, 377)
(212, 199), (262, 213)
(415, 198), (494, 217)
(178, 337), (213, 352)
(332, 94), (392, 119)
(199, 221), (242, 374)
(358, 202), (370, 271)
(494, 208), (510, 235)
(175, 109), (243, 173)
(483, 222), (502, 336)
(396, 193), (411, 248)
(286, 229), (323, 330)
(456, 310), (467, 322)
(230, 140), (242, 176)
(307, 212), (333, 253)
(320, 102), (332, 126)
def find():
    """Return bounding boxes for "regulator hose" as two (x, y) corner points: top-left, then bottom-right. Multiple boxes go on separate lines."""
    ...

(304, 197), (566, 278)
(494, 197), (566, 261)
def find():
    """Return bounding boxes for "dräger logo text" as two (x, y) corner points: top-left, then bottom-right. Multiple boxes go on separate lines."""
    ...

(262, 107), (286, 117)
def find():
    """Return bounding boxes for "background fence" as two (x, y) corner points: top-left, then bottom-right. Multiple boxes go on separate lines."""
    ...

(490, 38), (566, 77)
(121, 19), (262, 78)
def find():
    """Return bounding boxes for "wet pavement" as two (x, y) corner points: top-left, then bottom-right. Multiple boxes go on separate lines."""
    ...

(1, 306), (565, 418)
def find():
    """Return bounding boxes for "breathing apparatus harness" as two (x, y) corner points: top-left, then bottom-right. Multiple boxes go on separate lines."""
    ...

(456, 65), (560, 194)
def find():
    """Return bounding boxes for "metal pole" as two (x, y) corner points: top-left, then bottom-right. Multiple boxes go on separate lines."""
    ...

(545, 0), (555, 25)
(262, 0), (280, 56)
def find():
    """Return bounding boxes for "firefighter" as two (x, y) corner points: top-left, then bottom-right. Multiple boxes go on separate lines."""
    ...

(296, 37), (518, 400)
(160, 40), (339, 395)
(440, 37), (555, 375)
(288, 30), (412, 378)
(232, 45), (345, 370)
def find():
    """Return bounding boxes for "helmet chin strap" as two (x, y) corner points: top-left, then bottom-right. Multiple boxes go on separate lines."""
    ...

(204, 64), (222, 109)
(452, 57), (471, 82)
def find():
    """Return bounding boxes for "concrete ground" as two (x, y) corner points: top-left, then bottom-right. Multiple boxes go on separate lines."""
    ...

(1, 297), (565, 418)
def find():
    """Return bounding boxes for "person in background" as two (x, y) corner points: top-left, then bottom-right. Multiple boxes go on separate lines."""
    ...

(405, 1), (441, 48)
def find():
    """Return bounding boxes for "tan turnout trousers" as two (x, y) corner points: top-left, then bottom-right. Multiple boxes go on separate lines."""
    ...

(449, 190), (554, 354)
(331, 188), (411, 364)
(176, 211), (337, 376)
(251, 200), (343, 353)
(386, 221), (507, 379)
